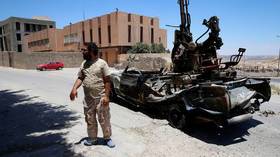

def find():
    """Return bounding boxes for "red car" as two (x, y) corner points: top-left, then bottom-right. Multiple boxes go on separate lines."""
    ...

(36, 61), (64, 71)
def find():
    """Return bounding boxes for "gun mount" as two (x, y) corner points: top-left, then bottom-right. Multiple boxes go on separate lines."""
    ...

(172, 0), (230, 75)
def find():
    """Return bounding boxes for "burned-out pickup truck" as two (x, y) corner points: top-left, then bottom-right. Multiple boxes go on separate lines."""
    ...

(110, 0), (271, 130)
(110, 66), (271, 129)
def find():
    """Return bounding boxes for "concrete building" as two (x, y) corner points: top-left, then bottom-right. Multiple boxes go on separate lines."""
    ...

(24, 11), (167, 66)
(0, 17), (55, 52)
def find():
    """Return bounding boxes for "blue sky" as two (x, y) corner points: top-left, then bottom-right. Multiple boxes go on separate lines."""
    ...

(1, 0), (280, 55)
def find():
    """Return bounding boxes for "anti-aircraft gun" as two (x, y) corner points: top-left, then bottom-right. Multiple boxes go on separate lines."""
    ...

(109, 0), (271, 130)
(171, 0), (240, 77)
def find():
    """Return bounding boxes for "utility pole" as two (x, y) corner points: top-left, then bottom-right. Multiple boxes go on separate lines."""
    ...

(278, 48), (280, 77)
(277, 35), (280, 77)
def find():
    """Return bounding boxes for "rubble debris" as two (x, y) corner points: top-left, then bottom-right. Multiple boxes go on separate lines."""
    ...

(259, 110), (276, 117)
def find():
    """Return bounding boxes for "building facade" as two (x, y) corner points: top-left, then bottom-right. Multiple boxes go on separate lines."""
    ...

(0, 17), (55, 52)
(24, 11), (167, 66)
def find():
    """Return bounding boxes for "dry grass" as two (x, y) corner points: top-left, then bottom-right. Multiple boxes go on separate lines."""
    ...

(271, 84), (280, 95)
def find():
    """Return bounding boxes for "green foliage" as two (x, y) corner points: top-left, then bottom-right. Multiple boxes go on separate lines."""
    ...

(151, 43), (166, 53)
(271, 84), (280, 95)
(127, 43), (168, 54)
(127, 43), (151, 54)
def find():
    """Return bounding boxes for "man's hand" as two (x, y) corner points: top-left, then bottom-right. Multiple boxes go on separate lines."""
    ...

(70, 88), (78, 101)
(70, 77), (83, 101)
(102, 96), (110, 106)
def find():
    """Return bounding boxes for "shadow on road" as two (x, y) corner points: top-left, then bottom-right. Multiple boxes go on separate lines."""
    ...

(0, 90), (83, 157)
(113, 98), (263, 146)
(187, 119), (263, 146)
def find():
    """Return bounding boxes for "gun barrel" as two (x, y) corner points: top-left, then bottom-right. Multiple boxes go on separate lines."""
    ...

(179, 0), (186, 28)
(185, 0), (191, 30)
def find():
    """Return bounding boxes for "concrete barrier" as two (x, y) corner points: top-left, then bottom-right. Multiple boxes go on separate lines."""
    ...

(0, 51), (83, 69)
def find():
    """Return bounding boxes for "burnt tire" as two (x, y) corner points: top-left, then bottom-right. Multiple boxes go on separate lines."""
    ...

(168, 104), (187, 130)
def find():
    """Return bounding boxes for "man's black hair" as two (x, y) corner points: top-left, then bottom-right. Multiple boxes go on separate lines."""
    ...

(85, 42), (98, 56)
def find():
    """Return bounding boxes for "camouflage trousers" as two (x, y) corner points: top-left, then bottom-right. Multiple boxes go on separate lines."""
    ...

(83, 98), (112, 142)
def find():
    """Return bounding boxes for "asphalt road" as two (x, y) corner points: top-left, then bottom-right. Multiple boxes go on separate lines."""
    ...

(0, 67), (280, 157)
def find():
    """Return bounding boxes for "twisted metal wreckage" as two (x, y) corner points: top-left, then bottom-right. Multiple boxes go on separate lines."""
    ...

(110, 0), (271, 129)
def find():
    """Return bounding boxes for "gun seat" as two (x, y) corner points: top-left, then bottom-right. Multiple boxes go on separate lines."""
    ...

(221, 48), (246, 69)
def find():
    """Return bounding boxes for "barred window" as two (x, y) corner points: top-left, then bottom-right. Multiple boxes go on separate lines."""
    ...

(64, 33), (78, 44)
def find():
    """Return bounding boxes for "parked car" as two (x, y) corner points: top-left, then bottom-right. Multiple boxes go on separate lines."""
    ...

(36, 61), (64, 71)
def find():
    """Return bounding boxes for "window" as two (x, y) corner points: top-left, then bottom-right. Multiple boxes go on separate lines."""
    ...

(65, 35), (69, 43)
(17, 44), (22, 52)
(0, 37), (3, 51)
(98, 27), (102, 44)
(107, 14), (111, 24)
(140, 16), (143, 24)
(41, 25), (47, 30)
(16, 33), (21, 41)
(16, 22), (20, 31)
(128, 25), (131, 42)
(70, 34), (77, 43)
(64, 34), (77, 44)
(159, 37), (161, 43)
(0, 27), (2, 35)
(128, 14), (131, 22)
(28, 38), (49, 48)
(140, 26), (143, 42)
(49, 25), (53, 28)
(151, 18), (154, 25)
(25, 23), (30, 32)
(90, 29), (93, 42)
(108, 25), (111, 43)
(32, 24), (36, 32)
(43, 39), (49, 44)
(98, 17), (101, 25)
(37, 25), (41, 31)
(99, 52), (103, 59)
(151, 28), (154, 44)
(82, 31), (85, 44)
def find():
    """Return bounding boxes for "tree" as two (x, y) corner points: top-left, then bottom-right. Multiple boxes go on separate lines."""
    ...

(151, 43), (166, 53)
(127, 43), (151, 54)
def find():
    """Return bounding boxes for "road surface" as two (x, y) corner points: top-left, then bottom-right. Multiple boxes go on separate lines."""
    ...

(0, 67), (280, 157)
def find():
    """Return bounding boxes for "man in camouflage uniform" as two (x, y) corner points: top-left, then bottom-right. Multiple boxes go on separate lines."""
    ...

(70, 42), (115, 148)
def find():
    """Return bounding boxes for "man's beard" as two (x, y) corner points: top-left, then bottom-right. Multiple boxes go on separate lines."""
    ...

(83, 52), (91, 60)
